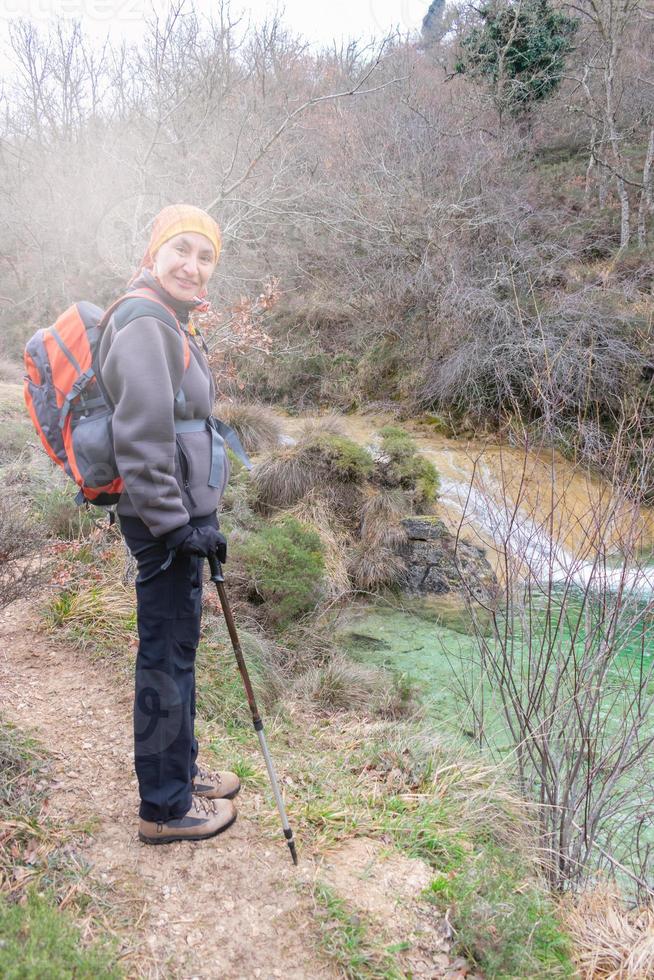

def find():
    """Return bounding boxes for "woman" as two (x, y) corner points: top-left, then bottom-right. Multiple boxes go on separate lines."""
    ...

(97, 204), (240, 845)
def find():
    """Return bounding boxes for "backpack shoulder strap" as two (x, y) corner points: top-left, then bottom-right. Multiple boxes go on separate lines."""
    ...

(95, 288), (191, 402)
(100, 289), (191, 370)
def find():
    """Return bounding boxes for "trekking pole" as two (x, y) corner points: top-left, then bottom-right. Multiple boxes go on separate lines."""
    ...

(207, 552), (298, 866)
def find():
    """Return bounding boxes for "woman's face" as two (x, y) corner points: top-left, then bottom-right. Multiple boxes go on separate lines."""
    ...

(152, 232), (217, 301)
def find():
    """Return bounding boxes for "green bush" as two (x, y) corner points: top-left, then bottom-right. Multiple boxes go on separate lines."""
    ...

(233, 516), (325, 629)
(455, 0), (579, 117)
(377, 426), (439, 506)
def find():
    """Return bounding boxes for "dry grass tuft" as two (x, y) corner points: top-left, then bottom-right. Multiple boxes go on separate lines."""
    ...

(214, 400), (284, 454)
(296, 414), (347, 441)
(292, 656), (415, 719)
(0, 358), (23, 384)
(249, 447), (321, 514)
(359, 488), (408, 549)
(564, 888), (654, 979)
(250, 444), (367, 525)
(348, 542), (407, 591)
(283, 491), (351, 595)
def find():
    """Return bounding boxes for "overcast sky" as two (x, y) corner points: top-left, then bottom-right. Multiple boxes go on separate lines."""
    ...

(0, 0), (429, 50)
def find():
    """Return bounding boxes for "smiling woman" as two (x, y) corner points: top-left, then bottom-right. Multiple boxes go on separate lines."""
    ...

(95, 203), (244, 846)
(152, 233), (218, 302)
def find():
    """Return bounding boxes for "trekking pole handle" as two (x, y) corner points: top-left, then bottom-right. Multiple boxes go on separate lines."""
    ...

(207, 550), (224, 583)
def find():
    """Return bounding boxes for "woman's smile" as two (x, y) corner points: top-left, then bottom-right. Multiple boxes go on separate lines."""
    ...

(152, 231), (217, 301)
(175, 276), (199, 290)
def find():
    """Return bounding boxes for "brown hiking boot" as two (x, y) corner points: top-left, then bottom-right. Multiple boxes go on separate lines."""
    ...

(138, 796), (237, 845)
(192, 765), (241, 800)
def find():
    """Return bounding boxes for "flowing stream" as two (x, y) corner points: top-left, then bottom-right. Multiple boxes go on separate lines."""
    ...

(287, 411), (654, 593)
(285, 411), (654, 890)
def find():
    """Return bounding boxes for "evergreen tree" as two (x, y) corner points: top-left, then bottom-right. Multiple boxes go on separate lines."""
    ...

(455, 0), (579, 119)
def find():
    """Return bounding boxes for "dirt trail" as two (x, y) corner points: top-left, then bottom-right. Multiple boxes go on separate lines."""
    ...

(1, 597), (459, 979)
(0, 599), (330, 979)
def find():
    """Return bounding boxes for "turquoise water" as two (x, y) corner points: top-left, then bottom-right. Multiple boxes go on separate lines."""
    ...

(338, 592), (654, 734)
(338, 601), (485, 736)
(338, 591), (654, 889)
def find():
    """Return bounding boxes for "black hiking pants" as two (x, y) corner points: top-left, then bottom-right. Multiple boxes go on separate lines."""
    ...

(119, 512), (218, 822)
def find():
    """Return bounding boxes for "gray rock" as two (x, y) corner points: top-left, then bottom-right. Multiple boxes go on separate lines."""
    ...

(399, 516), (497, 602)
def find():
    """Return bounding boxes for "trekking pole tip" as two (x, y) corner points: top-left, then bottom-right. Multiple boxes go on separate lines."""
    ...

(284, 827), (298, 866)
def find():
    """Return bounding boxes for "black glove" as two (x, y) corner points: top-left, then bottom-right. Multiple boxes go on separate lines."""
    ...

(165, 524), (227, 562)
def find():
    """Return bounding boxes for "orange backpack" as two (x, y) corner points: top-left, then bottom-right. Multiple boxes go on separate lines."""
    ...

(24, 287), (190, 506)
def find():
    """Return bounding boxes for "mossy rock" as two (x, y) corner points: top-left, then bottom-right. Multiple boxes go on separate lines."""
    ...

(376, 427), (440, 505)
(417, 413), (457, 437)
(304, 433), (374, 482)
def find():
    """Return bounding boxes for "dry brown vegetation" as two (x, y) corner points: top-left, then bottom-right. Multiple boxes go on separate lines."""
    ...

(564, 888), (654, 978)
(2, 0), (654, 970)
(0, 497), (45, 610)
(0, 1), (651, 471)
(213, 400), (284, 454)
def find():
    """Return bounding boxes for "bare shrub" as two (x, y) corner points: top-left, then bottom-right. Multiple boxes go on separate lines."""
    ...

(447, 426), (654, 894)
(214, 400), (283, 454)
(0, 496), (45, 609)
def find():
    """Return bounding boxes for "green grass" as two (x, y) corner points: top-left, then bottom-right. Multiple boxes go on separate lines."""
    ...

(425, 845), (575, 978)
(0, 889), (121, 979)
(223, 756), (267, 786)
(283, 725), (575, 979)
(313, 881), (405, 980)
(0, 718), (123, 977)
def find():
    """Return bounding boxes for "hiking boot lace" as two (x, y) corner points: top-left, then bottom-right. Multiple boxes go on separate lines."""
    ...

(191, 795), (217, 817)
(195, 765), (222, 787)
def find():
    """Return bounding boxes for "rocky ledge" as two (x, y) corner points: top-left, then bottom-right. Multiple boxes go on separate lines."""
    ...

(399, 517), (497, 603)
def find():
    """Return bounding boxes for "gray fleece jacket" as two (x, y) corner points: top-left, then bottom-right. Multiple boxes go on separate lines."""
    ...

(97, 270), (228, 538)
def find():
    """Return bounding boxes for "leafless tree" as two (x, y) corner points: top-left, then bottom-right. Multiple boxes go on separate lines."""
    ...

(446, 419), (654, 895)
(563, 0), (654, 247)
